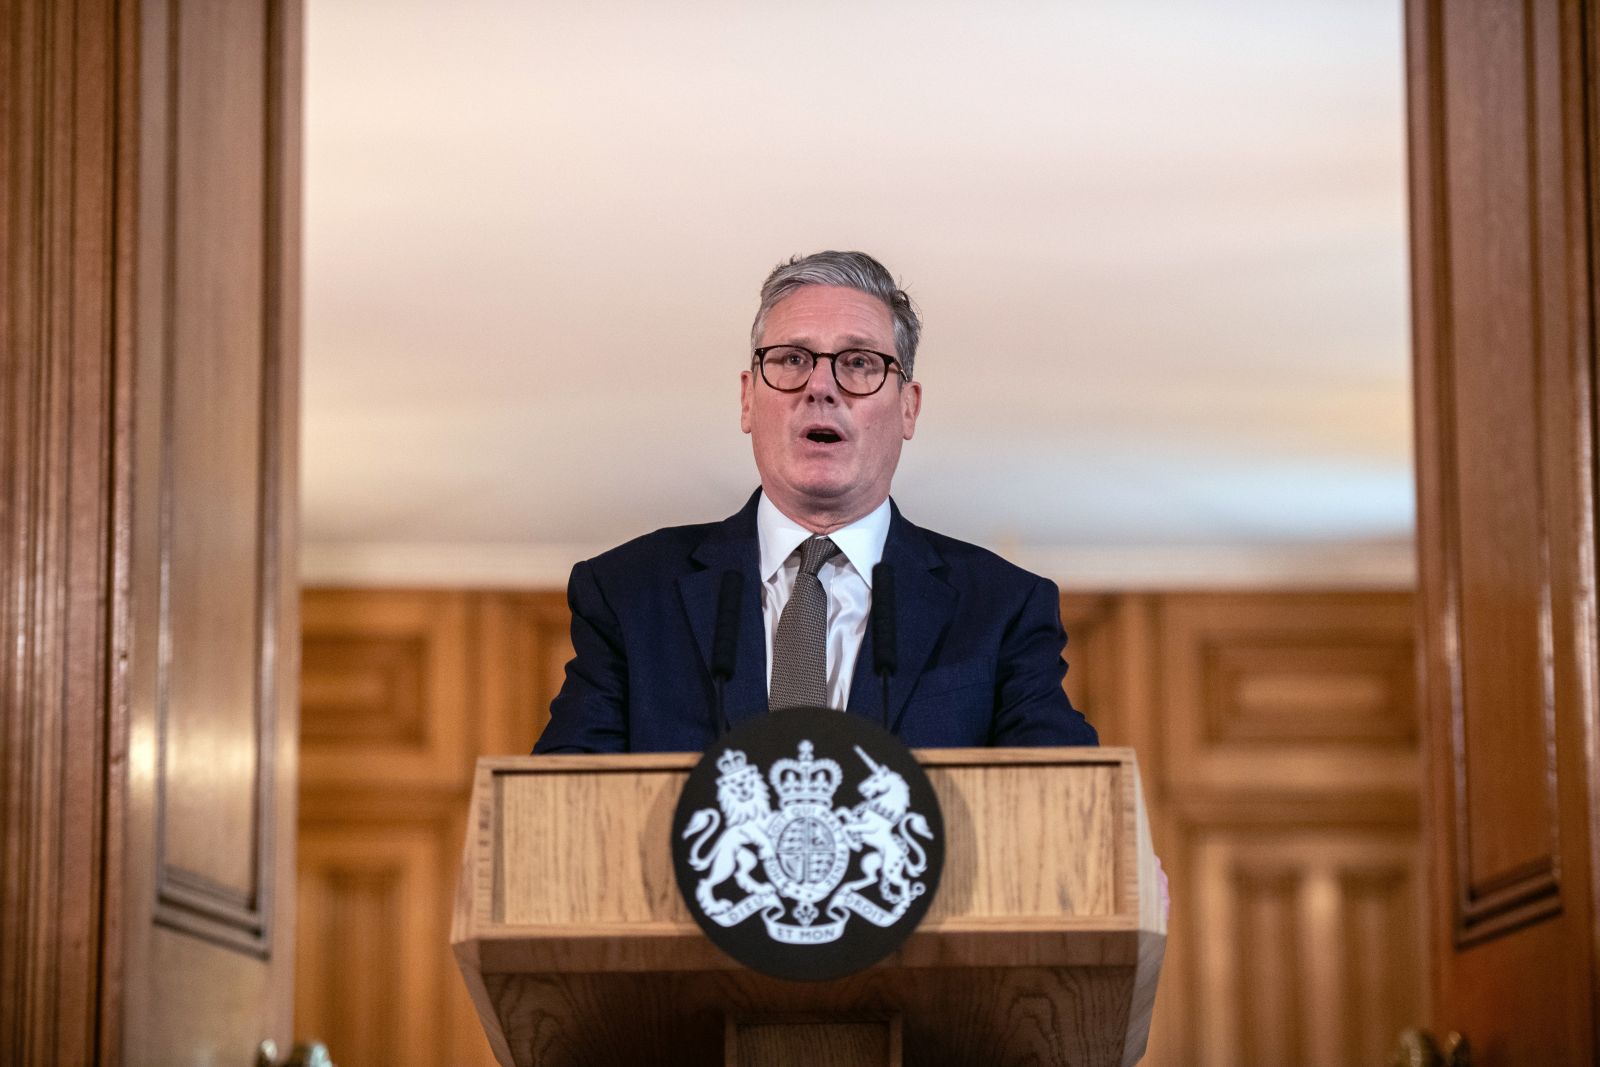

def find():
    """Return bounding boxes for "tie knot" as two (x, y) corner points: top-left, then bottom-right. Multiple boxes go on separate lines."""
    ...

(797, 536), (840, 577)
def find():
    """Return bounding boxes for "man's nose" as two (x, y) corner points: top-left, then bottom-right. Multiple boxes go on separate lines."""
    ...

(806, 357), (842, 403)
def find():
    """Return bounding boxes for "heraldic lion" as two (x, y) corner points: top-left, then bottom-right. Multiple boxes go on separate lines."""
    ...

(682, 751), (776, 916)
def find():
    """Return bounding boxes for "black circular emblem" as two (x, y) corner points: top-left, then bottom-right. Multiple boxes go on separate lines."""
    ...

(671, 706), (945, 982)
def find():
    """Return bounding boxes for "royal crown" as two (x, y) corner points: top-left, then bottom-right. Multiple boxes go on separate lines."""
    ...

(716, 748), (762, 790)
(769, 740), (842, 806)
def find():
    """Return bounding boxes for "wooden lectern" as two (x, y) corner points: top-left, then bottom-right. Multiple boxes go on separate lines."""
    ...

(453, 748), (1165, 1066)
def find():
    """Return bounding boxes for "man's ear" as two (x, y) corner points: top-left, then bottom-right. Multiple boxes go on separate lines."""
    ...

(740, 370), (754, 434)
(900, 380), (922, 440)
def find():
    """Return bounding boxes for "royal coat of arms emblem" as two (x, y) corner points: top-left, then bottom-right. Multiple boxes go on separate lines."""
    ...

(681, 739), (936, 945)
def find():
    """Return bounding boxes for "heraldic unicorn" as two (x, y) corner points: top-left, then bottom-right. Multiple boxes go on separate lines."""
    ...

(681, 739), (936, 945)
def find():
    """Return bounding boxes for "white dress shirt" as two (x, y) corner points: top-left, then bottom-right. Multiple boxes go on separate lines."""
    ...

(756, 493), (891, 710)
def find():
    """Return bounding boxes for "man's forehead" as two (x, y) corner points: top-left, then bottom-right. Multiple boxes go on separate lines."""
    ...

(762, 287), (894, 341)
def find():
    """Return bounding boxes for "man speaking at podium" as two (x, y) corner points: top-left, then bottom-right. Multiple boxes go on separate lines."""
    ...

(535, 251), (1098, 754)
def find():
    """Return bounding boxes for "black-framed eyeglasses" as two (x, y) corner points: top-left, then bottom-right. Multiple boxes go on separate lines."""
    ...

(751, 345), (907, 397)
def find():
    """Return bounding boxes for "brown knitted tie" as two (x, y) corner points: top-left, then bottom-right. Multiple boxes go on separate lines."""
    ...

(768, 536), (841, 710)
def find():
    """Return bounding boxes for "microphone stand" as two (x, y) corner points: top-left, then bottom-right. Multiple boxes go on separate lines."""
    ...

(711, 570), (743, 740)
(871, 563), (897, 732)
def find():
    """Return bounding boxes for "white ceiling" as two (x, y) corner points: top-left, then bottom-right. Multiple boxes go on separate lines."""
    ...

(301, 0), (1414, 589)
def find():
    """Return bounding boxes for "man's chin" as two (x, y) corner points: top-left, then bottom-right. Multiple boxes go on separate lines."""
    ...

(765, 477), (855, 515)
(789, 476), (853, 502)
(777, 459), (849, 493)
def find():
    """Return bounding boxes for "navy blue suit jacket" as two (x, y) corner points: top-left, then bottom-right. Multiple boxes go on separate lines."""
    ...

(534, 492), (1097, 753)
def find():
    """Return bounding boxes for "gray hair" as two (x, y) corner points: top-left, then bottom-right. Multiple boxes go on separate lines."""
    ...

(750, 251), (922, 380)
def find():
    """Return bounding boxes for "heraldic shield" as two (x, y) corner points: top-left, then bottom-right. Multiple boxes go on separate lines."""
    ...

(671, 706), (945, 982)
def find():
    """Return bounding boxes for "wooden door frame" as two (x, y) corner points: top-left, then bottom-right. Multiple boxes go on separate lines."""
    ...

(2, 1), (135, 1061)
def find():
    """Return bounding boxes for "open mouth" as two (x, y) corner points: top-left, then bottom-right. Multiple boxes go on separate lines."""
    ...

(805, 429), (843, 444)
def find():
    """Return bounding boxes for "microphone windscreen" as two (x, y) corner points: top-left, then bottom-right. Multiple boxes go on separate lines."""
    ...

(872, 563), (898, 676)
(712, 570), (743, 680)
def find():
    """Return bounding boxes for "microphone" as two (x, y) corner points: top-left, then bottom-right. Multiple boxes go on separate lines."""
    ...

(871, 563), (897, 729)
(711, 570), (743, 738)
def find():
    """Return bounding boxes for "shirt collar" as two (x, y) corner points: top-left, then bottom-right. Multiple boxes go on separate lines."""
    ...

(756, 492), (892, 586)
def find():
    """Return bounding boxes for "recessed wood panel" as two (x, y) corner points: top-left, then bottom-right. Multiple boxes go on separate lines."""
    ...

(1341, 867), (1420, 1066)
(162, 0), (270, 837)
(301, 635), (427, 744)
(1190, 830), (1421, 1067)
(1428, 0), (1565, 938)
(300, 589), (472, 790)
(147, 0), (286, 956)
(495, 767), (689, 926)
(298, 789), (498, 1067)
(1161, 594), (1417, 797)
(297, 819), (447, 1067)
(1204, 639), (1414, 745)
(1234, 868), (1304, 1066)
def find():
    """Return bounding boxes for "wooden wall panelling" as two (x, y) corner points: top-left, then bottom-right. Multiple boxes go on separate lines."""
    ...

(298, 790), (499, 1067)
(1060, 593), (1158, 754)
(1062, 593), (1176, 1065)
(1158, 593), (1417, 799)
(297, 818), (436, 1067)
(300, 589), (474, 790)
(300, 587), (1419, 1066)
(1145, 592), (1419, 1067)
(1189, 826), (1421, 1067)
(300, 588), (502, 1067)
(297, 791), (495, 1067)
(477, 591), (574, 757)
(1058, 593), (1121, 737)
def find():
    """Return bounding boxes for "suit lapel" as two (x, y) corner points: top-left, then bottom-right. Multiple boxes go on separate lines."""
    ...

(846, 504), (956, 735)
(679, 491), (767, 728)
